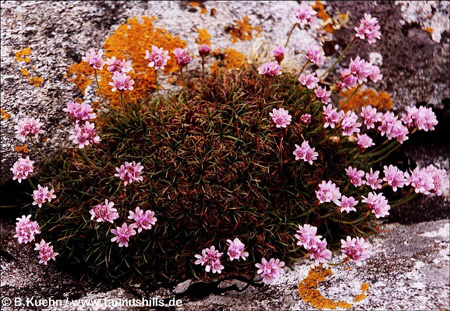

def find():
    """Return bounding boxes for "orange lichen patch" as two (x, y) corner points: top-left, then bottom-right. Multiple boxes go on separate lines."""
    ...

(312, 1), (334, 33)
(1, 108), (12, 120)
(228, 16), (262, 43)
(339, 88), (393, 112)
(354, 283), (370, 302)
(424, 27), (434, 34)
(20, 68), (30, 76)
(196, 28), (211, 46)
(15, 47), (31, 63)
(189, 1), (207, 14)
(210, 48), (248, 74)
(28, 76), (44, 87)
(67, 16), (186, 109)
(15, 145), (30, 154)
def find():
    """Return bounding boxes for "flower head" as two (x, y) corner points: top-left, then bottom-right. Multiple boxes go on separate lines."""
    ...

(145, 45), (170, 70)
(323, 104), (342, 129)
(355, 13), (381, 44)
(195, 246), (224, 274)
(198, 44), (211, 57)
(293, 5), (317, 25)
(111, 223), (137, 247)
(423, 165), (449, 196)
(90, 199), (119, 223)
(362, 192), (390, 218)
(316, 180), (341, 204)
(14, 215), (40, 244)
(365, 168), (383, 190)
(114, 161), (144, 186)
(340, 110), (362, 136)
(15, 117), (44, 142)
(32, 185), (56, 208)
(109, 72), (134, 92)
(337, 195), (358, 213)
(272, 45), (285, 63)
(63, 102), (97, 123)
(341, 236), (370, 265)
(299, 72), (319, 89)
(361, 105), (382, 129)
(314, 86), (331, 104)
(346, 166), (366, 187)
(308, 238), (332, 265)
(105, 57), (133, 74)
(357, 133), (375, 150)
(300, 113), (311, 125)
(68, 121), (100, 149)
(82, 48), (105, 70)
(402, 106), (438, 132)
(226, 238), (249, 261)
(295, 224), (321, 250)
(35, 240), (58, 265)
(128, 207), (157, 233)
(258, 61), (282, 77)
(293, 141), (318, 165)
(305, 44), (325, 65)
(269, 108), (292, 128)
(383, 165), (406, 192)
(173, 48), (192, 67)
(255, 258), (285, 284)
(11, 156), (34, 183)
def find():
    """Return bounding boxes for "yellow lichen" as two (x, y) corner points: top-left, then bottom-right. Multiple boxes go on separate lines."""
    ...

(15, 47), (31, 63)
(298, 266), (369, 310)
(14, 145), (30, 154)
(424, 27), (434, 34)
(1, 108), (12, 120)
(67, 16), (186, 109)
(228, 16), (262, 43)
(210, 48), (247, 74)
(196, 28), (211, 46)
(28, 76), (44, 87)
(20, 68), (30, 76)
(339, 87), (393, 112)
(312, 1), (334, 33)
(189, 1), (207, 14)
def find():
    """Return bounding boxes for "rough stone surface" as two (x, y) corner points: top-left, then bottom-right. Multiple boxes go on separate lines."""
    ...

(1, 218), (449, 310)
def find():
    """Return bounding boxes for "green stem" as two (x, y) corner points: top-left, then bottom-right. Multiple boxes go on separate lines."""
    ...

(30, 138), (49, 162)
(284, 23), (298, 48)
(339, 84), (362, 110)
(94, 69), (106, 104)
(327, 258), (348, 266)
(320, 37), (356, 80)
(295, 60), (309, 81)
(27, 177), (37, 190)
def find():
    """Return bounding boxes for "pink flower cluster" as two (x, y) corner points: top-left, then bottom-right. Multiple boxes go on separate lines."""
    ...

(110, 223), (137, 248)
(293, 141), (318, 165)
(299, 72), (319, 89)
(305, 44), (325, 65)
(295, 224), (332, 265)
(256, 258), (285, 284)
(338, 56), (382, 89)
(346, 166), (366, 187)
(300, 113), (311, 125)
(258, 61), (282, 77)
(340, 110), (362, 136)
(405, 165), (449, 196)
(174, 48), (192, 67)
(314, 86), (331, 104)
(378, 111), (409, 143)
(35, 240), (58, 265)
(15, 117), (44, 142)
(316, 180), (341, 204)
(337, 195), (359, 213)
(293, 5), (317, 25)
(341, 236), (370, 265)
(11, 156), (34, 183)
(69, 121), (101, 149)
(109, 72), (135, 92)
(32, 184), (56, 208)
(145, 45), (170, 71)
(402, 106), (438, 131)
(226, 238), (249, 261)
(269, 108), (292, 128)
(356, 133), (375, 150)
(361, 106), (382, 129)
(90, 199), (119, 223)
(14, 215), (40, 244)
(195, 245), (224, 274)
(272, 45), (285, 63)
(63, 102), (97, 123)
(355, 13), (381, 44)
(323, 104), (343, 129)
(82, 48), (105, 70)
(128, 207), (157, 233)
(365, 168), (383, 190)
(361, 192), (390, 218)
(383, 165), (406, 191)
(106, 57), (133, 74)
(114, 161), (144, 186)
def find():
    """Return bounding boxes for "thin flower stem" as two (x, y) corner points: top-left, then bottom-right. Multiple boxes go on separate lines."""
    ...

(339, 84), (362, 110)
(284, 23), (298, 48)
(327, 257), (348, 266)
(27, 177), (37, 190)
(155, 70), (159, 95)
(295, 60), (309, 81)
(30, 138), (49, 162)
(180, 67), (186, 86)
(320, 37), (356, 80)
(94, 69), (107, 104)
(201, 58), (205, 77)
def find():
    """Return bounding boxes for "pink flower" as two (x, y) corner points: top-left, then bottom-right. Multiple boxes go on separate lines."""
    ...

(173, 48), (192, 67)
(383, 165), (406, 192)
(367, 64), (382, 82)
(365, 168), (383, 190)
(305, 44), (325, 65)
(337, 195), (358, 213)
(15, 117), (44, 142)
(423, 165), (449, 196)
(293, 5), (317, 25)
(32, 184), (56, 208)
(357, 133), (375, 150)
(114, 161), (144, 186)
(255, 258), (285, 284)
(195, 246), (224, 274)
(378, 112), (409, 143)
(128, 207), (157, 233)
(346, 166), (366, 187)
(299, 72), (319, 89)
(340, 110), (362, 136)
(145, 46), (170, 70)
(341, 236), (370, 265)
(348, 56), (371, 84)
(355, 13), (381, 44)
(362, 192), (390, 218)
(34, 240), (58, 265)
(402, 106), (438, 131)
(68, 121), (100, 149)
(14, 215), (40, 244)
(11, 156), (34, 183)
(258, 61), (282, 76)
(269, 107), (292, 128)
(63, 102), (97, 123)
(323, 104), (342, 128)
(105, 57), (133, 74)
(308, 238), (332, 265)
(314, 86), (331, 104)
(198, 44), (211, 57)
(293, 141), (318, 165)
(404, 167), (434, 195)
(272, 45), (285, 63)
(90, 199), (119, 223)
(300, 113), (311, 124)
(82, 48), (105, 70)
(316, 180), (341, 204)
(226, 238), (249, 261)
(361, 105), (382, 129)
(109, 72), (134, 92)
(337, 68), (358, 90)
(295, 224), (322, 250)
(111, 223), (137, 247)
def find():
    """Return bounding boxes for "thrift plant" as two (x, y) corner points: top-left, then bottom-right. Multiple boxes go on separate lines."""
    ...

(11, 6), (449, 286)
